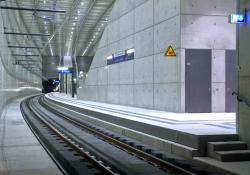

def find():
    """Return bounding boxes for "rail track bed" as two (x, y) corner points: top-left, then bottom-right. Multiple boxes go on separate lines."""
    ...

(21, 95), (225, 175)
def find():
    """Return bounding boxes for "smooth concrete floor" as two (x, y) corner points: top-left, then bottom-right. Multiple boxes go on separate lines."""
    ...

(49, 92), (236, 136)
(0, 97), (62, 175)
(195, 157), (250, 175)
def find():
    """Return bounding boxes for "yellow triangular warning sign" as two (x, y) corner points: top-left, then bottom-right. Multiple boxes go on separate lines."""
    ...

(165, 46), (176, 57)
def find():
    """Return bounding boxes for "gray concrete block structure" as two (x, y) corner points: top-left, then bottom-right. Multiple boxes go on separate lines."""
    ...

(78, 0), (237, 113)
(0, 5), (41, 114)
(237, 0), (250, 146)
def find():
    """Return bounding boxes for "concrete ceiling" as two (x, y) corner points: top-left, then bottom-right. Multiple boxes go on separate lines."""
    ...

(2, 0), (114, 75)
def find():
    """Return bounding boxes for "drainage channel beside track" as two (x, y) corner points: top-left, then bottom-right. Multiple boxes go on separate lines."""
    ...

(21, 95), (226, 175)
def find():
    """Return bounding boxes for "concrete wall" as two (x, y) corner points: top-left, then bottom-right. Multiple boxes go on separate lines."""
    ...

(42, 56), (60, 79)
(0, 6), (41, 117)
(181, 0), (236, 112)
(76, 56), (93, 73)
(237, 0), (250, 145)
(78, 0), (236, 113)
(78, 0), (182, 112)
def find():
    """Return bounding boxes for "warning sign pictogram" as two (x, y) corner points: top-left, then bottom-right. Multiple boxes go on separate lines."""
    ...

(165, 46), (176, 57)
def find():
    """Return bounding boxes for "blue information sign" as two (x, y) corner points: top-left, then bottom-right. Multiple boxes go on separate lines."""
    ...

(58, 70), (71, 74)
(107, 49), (134, 65)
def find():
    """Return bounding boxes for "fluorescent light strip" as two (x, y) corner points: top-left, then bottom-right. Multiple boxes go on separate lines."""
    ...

(126, 48), (135, 54)
(106, 55), (113, 60)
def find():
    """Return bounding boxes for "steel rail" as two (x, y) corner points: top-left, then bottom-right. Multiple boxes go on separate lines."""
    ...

(20, 97), (69, 175)
(40, 96), (195, 175)
(27, 97), (119, 175)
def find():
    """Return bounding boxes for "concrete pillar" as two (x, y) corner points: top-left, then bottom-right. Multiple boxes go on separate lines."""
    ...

(237, 0), (250, 145)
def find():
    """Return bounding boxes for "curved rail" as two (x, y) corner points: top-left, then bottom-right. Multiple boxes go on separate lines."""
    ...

(21, 96), (119, 175)
(22, 95), (226, 175)
(38, 96), (196, 175)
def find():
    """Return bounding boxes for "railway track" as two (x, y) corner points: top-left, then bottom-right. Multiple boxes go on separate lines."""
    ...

(21, 95), (223, 175)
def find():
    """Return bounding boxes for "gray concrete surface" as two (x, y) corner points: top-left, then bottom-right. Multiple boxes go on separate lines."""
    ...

(78, 0), (236, 113)
(237, 0), (250, 147)
(47, 93), (237, 158)
(0, 97), (62, 175)
(195, 157), (250, 175)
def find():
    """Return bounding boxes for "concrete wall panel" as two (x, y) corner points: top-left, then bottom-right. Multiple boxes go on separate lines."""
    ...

(212, 83), (225, 112)
(135, 0), (153, 32)
(119, 35), (134, 51)
(120, 0), (135, 16)
(107, 85), (120, 103)
(154, 16), (180, 54)
(181, 0), (236, 15)
(85, 68), (98, 85)
(154, 0), (180, 24)
(135, 27), (154, 59)
(181, 15), (236, 50)
(98, 67), (108, 85)
(237, 0), (250, 145)
(154, 52), (180, 83)
(154, 83), (181, 112)
(98, 29), (108, 49)
(134, 56), (153, 84)
(212, 50), (225, 83)
(108, 64), (120, 85)
(109, 0), (120, 21)
(134, 84), (154, 108)
(119, 84), (134, 106)
(98, 85), (108, 102)
(134, 0), (148, 7)
(120, 11), (134, 39)
(119, 61), (134, 84)
(108, 41), (120, 56)
(108, 20), (120, 43)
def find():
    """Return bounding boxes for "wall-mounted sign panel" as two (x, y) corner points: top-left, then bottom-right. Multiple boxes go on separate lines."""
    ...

(57, 66), (71, 74)
(165, 46), (176, 57)
(107, 49), (134, 65)
(58, 69), (72, 74)
(229, 14), (245, 24)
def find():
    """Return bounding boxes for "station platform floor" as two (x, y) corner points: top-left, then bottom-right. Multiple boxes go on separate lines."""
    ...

(0, 96), (62, 175)
(49, 92), (236, 136)
(47, 92), (250, 175)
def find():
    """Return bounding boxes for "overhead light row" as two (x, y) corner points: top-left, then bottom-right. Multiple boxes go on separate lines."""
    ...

(82, 18), (109, 56)
(68, 1), (85, 44)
